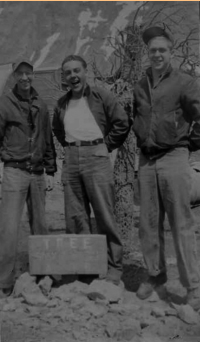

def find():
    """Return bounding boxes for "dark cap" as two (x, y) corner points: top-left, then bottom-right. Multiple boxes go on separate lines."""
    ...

(142, 26), (173, 45)
(12, 58), (33, 72)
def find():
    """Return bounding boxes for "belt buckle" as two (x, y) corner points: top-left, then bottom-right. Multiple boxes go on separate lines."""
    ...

(75, 141), (81, 147)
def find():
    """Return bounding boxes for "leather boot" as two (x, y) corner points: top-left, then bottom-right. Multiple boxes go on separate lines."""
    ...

(187, 286), (200, 311)
(136, 273), (167, 300)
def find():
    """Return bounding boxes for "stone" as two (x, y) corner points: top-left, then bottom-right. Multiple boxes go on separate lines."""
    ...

(147, 291), (160, 302)
(25, 306), (41, 317)
(51, 285), (74, 302)
(123, 317), (141, 335)
(2, 302), (16, 312)
(87, 292), (106, 301)
(105, 321), (118, 338)
(86, 279), (123, 303)
(13, 272), (37, 298)
(70, 295), (90, 309)
(117, 328), (139, 341)
(67, 280), (89, 294)
(164, 307), (178, 317)
(171, 303), (199, 325)
(47, 298), (59, 307)
(38, 276), (53, 295)
(22, 292), (48, 306)
(151, 307), (165, 318)
(140, 316), (157, 329)
(141, 331), (167, 342)
(80, 302), (108, 318)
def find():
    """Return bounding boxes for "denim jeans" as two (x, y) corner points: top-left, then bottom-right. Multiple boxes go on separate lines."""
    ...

(0, 167), (47, 288)
(62, 143), (123, 280)
(139, 147), (200, 290)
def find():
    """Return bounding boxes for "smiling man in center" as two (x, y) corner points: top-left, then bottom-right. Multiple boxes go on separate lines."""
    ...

(53, 54), (130, 285)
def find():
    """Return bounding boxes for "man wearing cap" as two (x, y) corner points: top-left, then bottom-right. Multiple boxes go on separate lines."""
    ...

(0, 58), (57, 297)
(53, 54), (130, 285)
(133, 26), (200, 309)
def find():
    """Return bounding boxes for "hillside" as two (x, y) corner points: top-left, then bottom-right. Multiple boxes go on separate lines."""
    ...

(0, 1), (198, 74)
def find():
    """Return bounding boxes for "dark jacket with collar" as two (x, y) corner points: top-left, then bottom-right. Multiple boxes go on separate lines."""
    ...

(0, 86), (57, 174)
(133, 65), (200, 159)
(52, 85), (131, 152)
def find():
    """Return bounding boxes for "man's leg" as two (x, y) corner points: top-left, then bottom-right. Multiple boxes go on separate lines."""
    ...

(81, 144), (123, 283)
(0, 167), (28, 289)
(27, 173), (48, 235)
(157, 148), (200, 301)
(158, 148), (200, 310)
(136, 153), (167, 299)
(62, 146), (92, 234)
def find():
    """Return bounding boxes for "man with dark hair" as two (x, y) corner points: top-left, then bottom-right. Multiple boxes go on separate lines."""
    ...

(53, 54), (130, 285)
(133, 26), (200, 309)
(0, 58), (57, 297)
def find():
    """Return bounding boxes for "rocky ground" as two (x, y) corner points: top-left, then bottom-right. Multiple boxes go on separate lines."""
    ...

(1, 162), (200, 342)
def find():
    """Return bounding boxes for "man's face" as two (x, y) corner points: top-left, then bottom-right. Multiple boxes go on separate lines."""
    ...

(62, 60), (87, 96)
(148, 37), (172, 74)
(14, 63), (33, 93)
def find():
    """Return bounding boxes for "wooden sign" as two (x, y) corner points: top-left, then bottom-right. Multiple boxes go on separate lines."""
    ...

(29, 234), (107, 275)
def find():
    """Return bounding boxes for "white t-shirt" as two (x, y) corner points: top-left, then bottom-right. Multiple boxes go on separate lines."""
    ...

(64, 96), (103, 142)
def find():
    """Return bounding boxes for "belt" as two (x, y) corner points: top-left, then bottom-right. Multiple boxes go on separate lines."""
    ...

(4, 161), (44, 174)
(64, 138), (104, 147)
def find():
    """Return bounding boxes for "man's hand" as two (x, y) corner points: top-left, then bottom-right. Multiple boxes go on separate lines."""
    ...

(46, 175), (54, 191)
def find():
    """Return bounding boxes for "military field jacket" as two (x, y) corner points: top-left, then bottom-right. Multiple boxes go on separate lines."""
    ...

(0, 86), (57, 174)
(133, 66), (200, 158)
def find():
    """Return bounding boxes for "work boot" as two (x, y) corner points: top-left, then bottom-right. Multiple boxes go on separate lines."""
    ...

(136, 273), (167, 300)
(0, 287), (13, 299)
(187, 286), (200, 311)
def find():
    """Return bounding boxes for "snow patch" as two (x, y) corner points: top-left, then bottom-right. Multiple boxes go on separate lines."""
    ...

(30, 51), (35, 62)
(75, 8), (107, 54)
(34, 32), (60, 69)
(101, 2), (144, 59)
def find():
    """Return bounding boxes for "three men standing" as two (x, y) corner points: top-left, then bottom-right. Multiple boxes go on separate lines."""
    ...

(0, 59), (56, 297)
(53, 55), (130, 285)
(133, 27), (200, 309)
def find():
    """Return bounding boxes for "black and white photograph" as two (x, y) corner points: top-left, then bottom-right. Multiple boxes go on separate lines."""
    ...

(0, 1), (200, 341)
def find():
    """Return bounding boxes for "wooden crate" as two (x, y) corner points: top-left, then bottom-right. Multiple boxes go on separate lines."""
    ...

(29, 234), (107, 275)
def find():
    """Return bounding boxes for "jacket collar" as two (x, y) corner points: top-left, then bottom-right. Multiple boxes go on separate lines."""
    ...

(146, 64), (173, 80)
(62, 84), (91, 104)
(12, 85), (38, 102)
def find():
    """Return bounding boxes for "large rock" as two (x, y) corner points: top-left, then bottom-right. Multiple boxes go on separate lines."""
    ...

(171, 303), (199, 325)
(86, 279), (123, 303)
(13, 272), (37, 298)
(22, 292), (48, 306)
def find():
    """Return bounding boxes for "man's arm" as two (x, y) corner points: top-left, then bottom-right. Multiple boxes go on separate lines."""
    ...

(52, 106), (66, 147)
(43, 106), (57, 178)
(0, 103), (6, 151)
(181, 77), (200, 151)
(102, 90), (131, 152)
